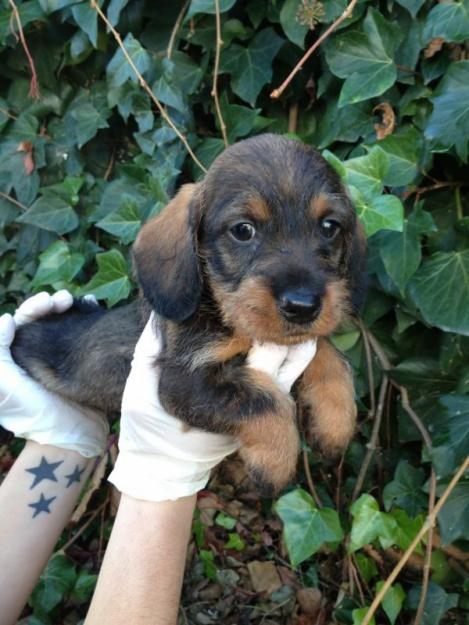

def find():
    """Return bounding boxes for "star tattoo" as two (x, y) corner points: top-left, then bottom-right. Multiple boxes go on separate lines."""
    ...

(26, 456), (63, 489)
(28, 493), (57, 518)
(64, 464), (86, 488)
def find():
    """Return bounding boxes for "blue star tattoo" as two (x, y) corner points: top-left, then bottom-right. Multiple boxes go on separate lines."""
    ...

(64, 464), (85, 488)
(28, 493), (57, 518)
(26, 456), (63, 489)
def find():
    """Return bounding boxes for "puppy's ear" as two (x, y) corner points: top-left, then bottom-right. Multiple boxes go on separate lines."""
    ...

(133, 183), (203, 321)
(346, 218), (367, 315)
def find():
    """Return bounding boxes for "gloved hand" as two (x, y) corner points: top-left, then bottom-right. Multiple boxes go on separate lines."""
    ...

(108, 313), (317, 502)
(0, 291), (109, 458)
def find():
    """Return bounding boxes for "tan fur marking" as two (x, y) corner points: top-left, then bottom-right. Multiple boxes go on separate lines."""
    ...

(212, 278), (349, 345)
(238, 369), (299, 493)
(245, 196), (271, 222)
(190, 336), (252, 370)
(298, 338), (356, 454)
(309, 193), (332, 220)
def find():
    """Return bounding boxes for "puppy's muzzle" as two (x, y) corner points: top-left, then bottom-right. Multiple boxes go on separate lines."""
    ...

(278, 288), (322, 325)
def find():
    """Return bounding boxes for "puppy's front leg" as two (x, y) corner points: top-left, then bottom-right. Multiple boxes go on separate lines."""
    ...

(297, 338), (356, 456)
(158, 362), (299, 495)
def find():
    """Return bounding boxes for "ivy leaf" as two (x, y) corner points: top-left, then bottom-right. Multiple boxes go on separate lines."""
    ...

(436, 481), (469, 544)
(96, 200), (142, 244)
(378, 219), (421, 294)
(71, 3), (98, 47)
(383, 461), (427, 516)
(280, 0), (308, 48)
(425, 61), (469, 161)
(352, 607), (376, 625)
(344, 146), (389, 199)
(372, 126), (422, 187)
(65, 101), (109, 149)
(409, 250), (469, 335)
(71, 570), (98, 602)
(18, 195), (78, 235)
(426, 394), (469, 480)
(352, 188), (404, 238)
(30, 554), (76, 612)
(375, 581), (405, 625)
(349, 494), (398, 552)
(220, 28), (283, 106)
(32, 240), (85, 287)
(276, 489), (344, 567)
(395, 0), (426, 18)
(407, 582), (459, 625)
(423, 0), (469, 45)
(325, 9), (400, 107)
(186, 0), (236, 20)
(107, 33), (151, 88)
(81, 250), (132, 307)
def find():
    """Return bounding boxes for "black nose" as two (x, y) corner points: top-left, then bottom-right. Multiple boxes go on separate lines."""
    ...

(278, 288), (322, 325)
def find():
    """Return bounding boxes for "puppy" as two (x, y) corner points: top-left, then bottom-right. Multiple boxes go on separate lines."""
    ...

(12, 134), (366, 495)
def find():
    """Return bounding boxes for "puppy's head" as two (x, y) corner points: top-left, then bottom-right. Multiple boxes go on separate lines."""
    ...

(133, 134), (366, 341)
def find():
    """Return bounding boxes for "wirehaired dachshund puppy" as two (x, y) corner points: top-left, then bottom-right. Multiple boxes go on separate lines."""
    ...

(12, 134), (366, 495)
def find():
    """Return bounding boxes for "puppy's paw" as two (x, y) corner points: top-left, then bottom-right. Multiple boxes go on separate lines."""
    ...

(238, 400), (300, 496)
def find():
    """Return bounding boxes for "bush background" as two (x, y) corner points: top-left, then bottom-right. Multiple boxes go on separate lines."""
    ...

(0, 0), (468, 623)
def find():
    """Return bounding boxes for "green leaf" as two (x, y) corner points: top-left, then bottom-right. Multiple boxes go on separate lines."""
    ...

(280, 0), (308, 48)
(378, 219), (421, 294)
(383, 461), (427, 516)
(186, 0), (236, 19)
(407, 582), (459, 625)
(71, 3), (98, 47)
(354, 553), (378, 583)
(349, 494), (398, 552)
(65, 101), (109, 149)
(18, 195), (78, 235)
(395, 0), (426, 18)
(215, 512), (237, 530)
(30, 555), (76, 612)
(352, 607), (376, 625)
(424, 0), (469, 45)
(344, 146), (389, 199)
(425, 61), (469, 161)
(352, 189), (404, 238)
(224, 532), (246, 551)
(96, 200), (142, 244)
(426, 395), (469, 481)
(372, 126), (421, 187)
(107, 33), (151, 88)
(220, 28), (283, 106)
(375, 581), (405, 625)
(81, 250), (132, 307)
(276, 489), (344, 567)
(32, 240), (85, 287)
(325, 9), (400, 107)
(436, 480), (469, 544)
(71, 570), (98, 602)
(199, 548), (217, 581)
(409, 250), (469, 335)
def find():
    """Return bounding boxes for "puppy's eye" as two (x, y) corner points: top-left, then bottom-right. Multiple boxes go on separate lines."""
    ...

(229, 222), (256, 242)
(319, 218), (341, 239)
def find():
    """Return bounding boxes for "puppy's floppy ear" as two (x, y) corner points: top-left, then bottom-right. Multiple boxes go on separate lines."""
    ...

(346, 217), (367, 315)
(133, 183), (203, 322)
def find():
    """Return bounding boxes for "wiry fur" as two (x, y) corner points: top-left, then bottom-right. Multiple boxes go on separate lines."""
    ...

(12, 134), (367, 495)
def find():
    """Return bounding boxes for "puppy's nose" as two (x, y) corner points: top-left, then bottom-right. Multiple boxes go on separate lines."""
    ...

(278, 289), (322, 324)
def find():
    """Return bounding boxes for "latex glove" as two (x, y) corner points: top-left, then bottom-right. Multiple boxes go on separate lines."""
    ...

(108, 314), (317, 502)
(0, 292), (109, 458)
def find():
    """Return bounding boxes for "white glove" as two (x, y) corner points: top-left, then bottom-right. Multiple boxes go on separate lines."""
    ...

(108, 314), (317, 502)
(0, 291), (109, 458)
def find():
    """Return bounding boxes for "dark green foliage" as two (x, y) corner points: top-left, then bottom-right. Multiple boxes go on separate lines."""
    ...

(1, 0), (468, 623)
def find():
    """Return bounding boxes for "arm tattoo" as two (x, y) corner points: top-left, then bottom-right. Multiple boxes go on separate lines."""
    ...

(28, 493), (56, 518)
(64, 464), (86, 488)
(25, 456), (63, 489)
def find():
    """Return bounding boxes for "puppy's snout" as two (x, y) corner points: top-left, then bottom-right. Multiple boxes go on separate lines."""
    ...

(278, 288), (322, 325)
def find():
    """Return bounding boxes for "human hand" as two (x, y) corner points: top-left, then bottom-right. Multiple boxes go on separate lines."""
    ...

(108, 314), (317, 501)
(0, 291), (109, 458)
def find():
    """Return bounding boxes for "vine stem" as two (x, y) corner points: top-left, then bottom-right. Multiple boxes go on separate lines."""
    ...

(361, 456), (469, 625)
(89, 0), (207, 174)
(455, 186), (463, 221)
(302, 448), (322, 508)
(8, 0), (40, 98)
(270, 0), (358, 100)
(211, 0), (228, 147)
(0, 191), (28, 211)
(166, 0), (189, 60)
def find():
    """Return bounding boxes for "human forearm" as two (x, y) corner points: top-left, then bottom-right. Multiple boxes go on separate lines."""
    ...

(0, 441), (94, 625)
(85, 493), (196, 625)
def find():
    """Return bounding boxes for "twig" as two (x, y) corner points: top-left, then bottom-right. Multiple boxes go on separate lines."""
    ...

(211, 0), (228, 147)
(455, 186), (463, 221)
(8, 0), (40, 99)
(288, 103), (299, 134)
(0, 191), (28, 211)
(270, 0), (358, 99)
(166, 0), (189, 60)
(403, 180), (466, 200)
(0, 107), (17, 120)
(59, 497), (109, 553)
(358, 317), (376, 418)
(90, 0), (207, 173)
(302, 448), (322, 507)
(103, 150), (115, 180)
(352, 376), (389, 501)
(361, 456), (469, 625)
